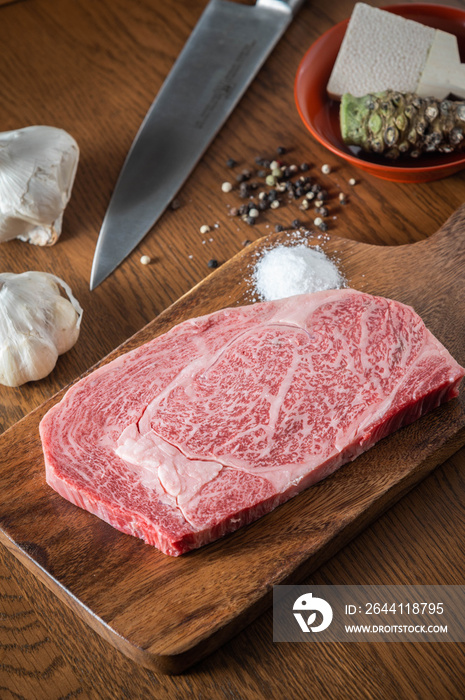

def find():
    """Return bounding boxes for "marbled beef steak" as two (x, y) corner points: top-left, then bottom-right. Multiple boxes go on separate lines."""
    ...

(40, 289), (465, 556)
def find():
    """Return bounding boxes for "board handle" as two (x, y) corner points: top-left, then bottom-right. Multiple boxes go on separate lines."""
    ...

(409, 204), (465, 297)
(427, 203), (465, 246)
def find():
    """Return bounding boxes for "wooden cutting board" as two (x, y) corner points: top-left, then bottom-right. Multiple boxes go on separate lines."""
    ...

(1, 205), (465, 674)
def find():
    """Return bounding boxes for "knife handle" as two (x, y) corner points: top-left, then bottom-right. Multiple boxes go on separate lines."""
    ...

(256, 0), (305, 16)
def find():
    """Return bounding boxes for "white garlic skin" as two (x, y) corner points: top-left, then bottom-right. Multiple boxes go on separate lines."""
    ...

(0, 126), (79, 246)
(0, 272), (83, 387)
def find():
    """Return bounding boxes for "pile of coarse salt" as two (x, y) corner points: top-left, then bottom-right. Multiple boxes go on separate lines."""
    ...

(252, 244), (344, 302)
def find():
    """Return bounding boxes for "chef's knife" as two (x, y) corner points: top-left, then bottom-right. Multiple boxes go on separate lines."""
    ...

(90, 0), (304, 289)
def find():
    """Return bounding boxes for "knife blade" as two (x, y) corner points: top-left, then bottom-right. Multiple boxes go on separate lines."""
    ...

(90, 0), (304, 289)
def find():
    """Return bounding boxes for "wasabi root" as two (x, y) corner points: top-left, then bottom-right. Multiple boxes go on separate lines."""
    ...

(340, 90), (465, 158)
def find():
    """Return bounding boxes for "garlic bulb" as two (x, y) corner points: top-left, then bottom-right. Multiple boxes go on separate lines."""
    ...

(0, 272), (83, 387)
(0, 126), (79, 246)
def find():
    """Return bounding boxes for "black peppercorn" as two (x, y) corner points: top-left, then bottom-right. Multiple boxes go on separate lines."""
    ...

(207, 258), (219, 268)
(239, 182), (250, 198)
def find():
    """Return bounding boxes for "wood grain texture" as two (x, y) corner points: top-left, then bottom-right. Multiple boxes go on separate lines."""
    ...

(0, 555), (84, 699)
(1, 0), (465, 694)
(2, 206), (465, 674)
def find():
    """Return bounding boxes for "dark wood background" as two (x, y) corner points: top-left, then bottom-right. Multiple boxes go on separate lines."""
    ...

(1, 0), (465, 697)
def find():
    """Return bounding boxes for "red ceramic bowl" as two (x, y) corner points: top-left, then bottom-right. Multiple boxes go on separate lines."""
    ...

(295, 4), (465, 183)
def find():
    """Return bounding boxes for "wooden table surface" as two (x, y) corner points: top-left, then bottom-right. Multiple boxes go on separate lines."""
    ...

(1, 0), (465, 697)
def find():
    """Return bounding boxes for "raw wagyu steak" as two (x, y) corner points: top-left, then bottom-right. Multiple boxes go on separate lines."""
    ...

(40, 289), (465, 556)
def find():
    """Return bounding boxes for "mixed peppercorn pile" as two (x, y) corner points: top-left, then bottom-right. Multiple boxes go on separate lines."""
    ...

(159, 147), (357, 271)
(220, 147), (353, 234)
